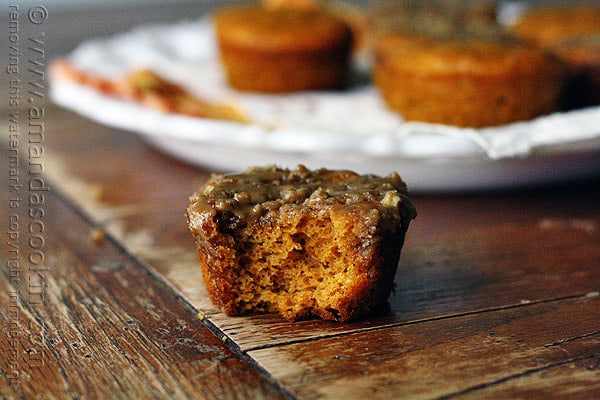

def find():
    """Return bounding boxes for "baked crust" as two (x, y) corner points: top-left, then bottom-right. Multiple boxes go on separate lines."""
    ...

(186, 165), (416, 322)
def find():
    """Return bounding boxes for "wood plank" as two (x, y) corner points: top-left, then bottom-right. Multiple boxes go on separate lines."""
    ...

(33, 106), (600, 352)
(248, 295), (600, 399)
(0, 158), (290, 399)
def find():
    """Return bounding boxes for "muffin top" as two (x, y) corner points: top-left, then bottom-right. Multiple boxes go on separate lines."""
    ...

(187, 165), (416, 228)
(214, 4), (353, 54)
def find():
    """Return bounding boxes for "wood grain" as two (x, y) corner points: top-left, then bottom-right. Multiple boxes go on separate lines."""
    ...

(248, 295), (600, 399)
(454, 357), (600, 399)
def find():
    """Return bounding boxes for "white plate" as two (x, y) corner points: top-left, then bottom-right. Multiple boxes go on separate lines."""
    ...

(50, 16), (600, 192)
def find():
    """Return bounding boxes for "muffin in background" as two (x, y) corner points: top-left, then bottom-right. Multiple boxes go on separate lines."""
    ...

(370, 0), (567, 127)
(374, 35), (567, 127)
(509, 4), (600, 109)
(214, 3), (354, 93)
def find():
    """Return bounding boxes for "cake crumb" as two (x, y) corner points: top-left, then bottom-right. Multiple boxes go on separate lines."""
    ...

(90, 228), (105, 246)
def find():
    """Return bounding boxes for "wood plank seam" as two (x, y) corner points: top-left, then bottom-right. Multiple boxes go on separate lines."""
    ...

(544, 331), (600, 349)
(241, 292), (600, 352)
(437, 354), (600, 399)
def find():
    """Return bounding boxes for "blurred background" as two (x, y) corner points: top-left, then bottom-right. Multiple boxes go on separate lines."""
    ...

(0, 0), (592, 112)
(3, 0), (586, 61)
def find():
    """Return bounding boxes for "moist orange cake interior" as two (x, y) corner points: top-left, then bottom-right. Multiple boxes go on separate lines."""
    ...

(226, 202), (370, 320)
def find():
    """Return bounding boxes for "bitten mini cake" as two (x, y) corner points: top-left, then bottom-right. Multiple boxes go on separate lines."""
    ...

(186, 165), (416, 322)
(213, 3), (354, 93)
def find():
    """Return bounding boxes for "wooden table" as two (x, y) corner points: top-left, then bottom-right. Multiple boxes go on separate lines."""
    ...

(2, 4), (600, 399)
(2, 102), (599, 399)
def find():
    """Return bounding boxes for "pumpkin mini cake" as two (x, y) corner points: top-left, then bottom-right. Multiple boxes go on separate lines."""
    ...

(186, 165), (416, 322)
(368, 0), (568, 127)
(373, 34), (567, 127)
(213, 3), (354, 93)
